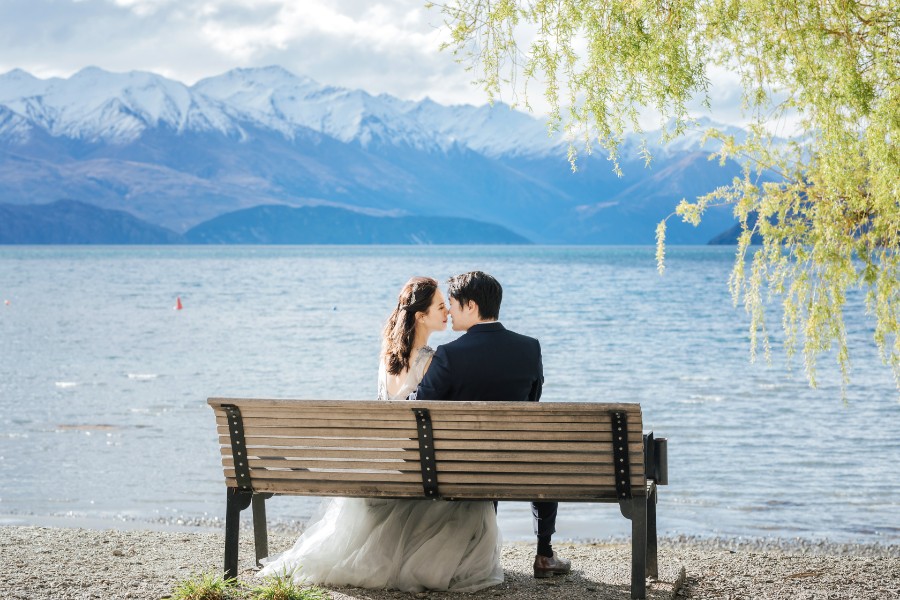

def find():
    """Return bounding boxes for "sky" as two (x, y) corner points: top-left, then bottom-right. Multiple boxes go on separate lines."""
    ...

(0, 0), (749, 128)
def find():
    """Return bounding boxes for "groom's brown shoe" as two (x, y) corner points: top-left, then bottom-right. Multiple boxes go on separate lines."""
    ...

(533, 552), (571, 578)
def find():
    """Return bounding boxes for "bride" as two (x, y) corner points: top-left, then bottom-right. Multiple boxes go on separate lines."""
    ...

(257, 276), (504, 592)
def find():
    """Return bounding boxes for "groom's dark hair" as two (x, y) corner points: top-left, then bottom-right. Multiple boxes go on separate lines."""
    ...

(447, 271), (502, 320)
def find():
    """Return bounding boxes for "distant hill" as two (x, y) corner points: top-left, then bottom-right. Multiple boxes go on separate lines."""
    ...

(0, 200), (184, 244)
(708, 212), (763, 245)
(0, 200), (531, 244)
(185, 205), (531, 244)
(556, 151), (745, 244)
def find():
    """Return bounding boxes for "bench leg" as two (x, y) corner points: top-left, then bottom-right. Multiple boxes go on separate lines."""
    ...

(647, 484), (658, 579)
(630, 495), (648, 599)
(252, 493), (272, 567)
(225, 487), (253, 580)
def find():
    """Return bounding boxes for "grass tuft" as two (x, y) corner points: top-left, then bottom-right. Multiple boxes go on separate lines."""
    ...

(171, 571), (235, 600)
(171, 567), (328, 600)
(249, 567), (329, 600)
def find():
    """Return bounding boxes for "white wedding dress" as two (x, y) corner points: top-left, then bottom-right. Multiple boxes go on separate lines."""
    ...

(257, 347), (504, 592)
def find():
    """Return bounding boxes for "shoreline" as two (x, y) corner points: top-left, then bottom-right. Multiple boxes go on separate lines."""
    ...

(0, 525), (896, 600)
(2, 511), (897, 553)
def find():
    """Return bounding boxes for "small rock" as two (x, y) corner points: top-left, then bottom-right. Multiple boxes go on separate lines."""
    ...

(112, 549), (124, 557)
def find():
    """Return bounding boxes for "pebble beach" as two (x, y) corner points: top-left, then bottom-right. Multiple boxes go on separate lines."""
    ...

(1, 525), (897, 600)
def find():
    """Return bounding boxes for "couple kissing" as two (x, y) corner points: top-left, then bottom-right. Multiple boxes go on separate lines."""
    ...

(258, 271), (571, 592)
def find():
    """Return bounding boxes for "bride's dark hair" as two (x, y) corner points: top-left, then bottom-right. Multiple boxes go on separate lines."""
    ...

(382, 276), (439, 376)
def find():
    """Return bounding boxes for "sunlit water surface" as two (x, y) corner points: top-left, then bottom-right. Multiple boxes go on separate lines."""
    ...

(1, 246), (897, 544)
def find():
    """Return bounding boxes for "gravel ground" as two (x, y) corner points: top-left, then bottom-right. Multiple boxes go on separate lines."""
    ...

(0, 525), (897, 599)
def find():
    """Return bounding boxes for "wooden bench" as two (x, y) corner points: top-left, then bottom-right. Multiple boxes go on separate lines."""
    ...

(209, 398), (668, 599)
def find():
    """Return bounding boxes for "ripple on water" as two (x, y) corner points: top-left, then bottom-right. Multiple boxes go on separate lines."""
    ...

(679, 394), (725, 404)
(127, 373), (158, 380)
(55, 424), (120, 432)
(678, 375), (712, 382)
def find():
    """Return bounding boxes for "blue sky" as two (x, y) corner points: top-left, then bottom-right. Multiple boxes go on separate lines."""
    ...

(0, 0), (747, 127)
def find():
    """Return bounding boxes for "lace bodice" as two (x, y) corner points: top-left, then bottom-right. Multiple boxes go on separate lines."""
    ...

(377, 346), (434, 401)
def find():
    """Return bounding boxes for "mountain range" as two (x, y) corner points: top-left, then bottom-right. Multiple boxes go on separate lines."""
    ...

(0, 65), (747, 244)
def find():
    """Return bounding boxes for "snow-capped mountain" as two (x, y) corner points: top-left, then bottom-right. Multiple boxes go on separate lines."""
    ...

(193, 66), (442, 150)
(1, 65), (719, 155)
(0, 67), (241, 142)
(0, 66), (746, 244)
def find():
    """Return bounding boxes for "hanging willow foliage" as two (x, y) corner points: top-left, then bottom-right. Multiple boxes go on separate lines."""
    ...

(431, 0), (900, 395)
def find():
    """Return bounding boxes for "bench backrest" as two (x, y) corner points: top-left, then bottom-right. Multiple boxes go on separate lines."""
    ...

(209, 398), (646, 502)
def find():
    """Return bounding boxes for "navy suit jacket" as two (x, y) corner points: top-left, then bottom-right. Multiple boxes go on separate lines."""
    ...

(415, 322), (543, 402)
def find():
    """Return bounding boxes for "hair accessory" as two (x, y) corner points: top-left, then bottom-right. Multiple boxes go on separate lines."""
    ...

(398, 282), (420, 311)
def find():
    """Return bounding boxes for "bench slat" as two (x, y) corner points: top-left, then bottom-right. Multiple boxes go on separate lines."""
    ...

(222, 434), (645, 457)
(224, 407), (634, 424)
(219, 446), (640, 464)
(225, 426), (417, 438)
(440, 484), (641, 500)
(221, 461), (644, 480)
(225, 478), (635, 501)
(241, 437), (419, 449)
(219, 425), (641, 442)
(221, 446), (415, 459)
(226, 478), (423, 496)
(228, 471), (632, 492)
(224, 466), (641, 488)
(223, 457), (636, 475)
(216, 406), (639, 431)
(219, 442), (645, 460)
(224, 458), (414, 471)
(209, 398), (643, 413)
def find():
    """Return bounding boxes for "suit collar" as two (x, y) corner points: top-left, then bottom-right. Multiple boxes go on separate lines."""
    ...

(466, 321), (505, 334)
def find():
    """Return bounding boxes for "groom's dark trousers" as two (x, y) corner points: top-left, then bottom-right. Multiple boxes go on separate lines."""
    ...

(414, 322), (556, 540)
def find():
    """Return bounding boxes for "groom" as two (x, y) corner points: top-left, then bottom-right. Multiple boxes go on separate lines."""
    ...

(414, 271), (571, 579)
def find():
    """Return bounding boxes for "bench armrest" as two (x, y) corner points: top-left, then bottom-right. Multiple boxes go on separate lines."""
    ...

(654, 437), (668, 485)
(643, 432), (668, 486)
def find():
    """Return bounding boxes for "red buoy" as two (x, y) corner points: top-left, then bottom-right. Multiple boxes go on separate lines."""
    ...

(175, 296), (183, 310)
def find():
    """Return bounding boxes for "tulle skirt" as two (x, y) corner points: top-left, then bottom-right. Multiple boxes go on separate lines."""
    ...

(257, 497), (503, 592)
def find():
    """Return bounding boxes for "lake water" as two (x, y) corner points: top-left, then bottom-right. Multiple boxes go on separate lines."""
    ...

(0, 245), (898, 544)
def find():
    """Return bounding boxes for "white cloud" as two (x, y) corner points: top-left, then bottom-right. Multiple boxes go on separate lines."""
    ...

(109, 0), (178, 17)
(0, 0), (746, 126)
(193, 1), (441, 65)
